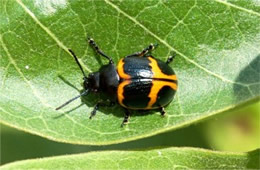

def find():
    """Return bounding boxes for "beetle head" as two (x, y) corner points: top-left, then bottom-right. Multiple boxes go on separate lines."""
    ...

(83, 72), (100, 92)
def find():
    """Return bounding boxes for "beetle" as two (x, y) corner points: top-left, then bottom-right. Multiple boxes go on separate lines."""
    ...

(56, 38), (178, 126)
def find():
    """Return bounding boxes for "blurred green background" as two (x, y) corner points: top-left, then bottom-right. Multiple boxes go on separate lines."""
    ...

(1, 101), (259, 165)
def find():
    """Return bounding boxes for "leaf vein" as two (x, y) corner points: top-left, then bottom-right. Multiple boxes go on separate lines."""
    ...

(0, 62), (11, 90)
(15, 0), (92, 72)
(215, 0), (260, 17)
(0, 36), (54, 109)
(0, 102), (27, 121)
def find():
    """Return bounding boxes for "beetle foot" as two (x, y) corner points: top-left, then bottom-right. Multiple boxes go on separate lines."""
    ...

(89, 105), (98, 119)
(160, 107), (166, 117)
(166, 52), (176, 64)
(121, 116), (130, 127)
(121, 120), (129, 127)
(89, 110), (96, 119)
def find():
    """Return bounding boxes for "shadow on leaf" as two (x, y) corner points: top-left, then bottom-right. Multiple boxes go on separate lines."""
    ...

(247, 149), (260, 169)
(233, 54), (260, 102)
(54, 74), (162, 123)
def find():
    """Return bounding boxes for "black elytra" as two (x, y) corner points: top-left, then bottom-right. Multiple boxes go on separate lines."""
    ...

(56, 38), (178, 126)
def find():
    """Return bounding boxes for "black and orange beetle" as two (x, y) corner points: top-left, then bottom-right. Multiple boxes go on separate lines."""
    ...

(56, 38), (178, 126)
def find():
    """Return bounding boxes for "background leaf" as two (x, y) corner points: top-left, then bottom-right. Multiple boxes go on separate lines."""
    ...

(0, 0), (259, 145)
(2, 148), (259, 169)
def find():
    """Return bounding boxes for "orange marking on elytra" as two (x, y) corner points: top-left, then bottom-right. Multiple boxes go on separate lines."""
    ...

(148, 57), (177, 81)
(117, 80), (131, 108)
(146, 81), (177, 109)
(117, 58), (131, 79)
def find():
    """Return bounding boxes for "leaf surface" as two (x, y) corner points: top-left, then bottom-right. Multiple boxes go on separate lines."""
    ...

(0, 0), (259, 144)
(1, 148), (259, 169)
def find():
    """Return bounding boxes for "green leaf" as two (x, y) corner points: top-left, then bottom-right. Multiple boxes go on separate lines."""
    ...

(0, 0), (259, 144)
(1, 148), (259, 169)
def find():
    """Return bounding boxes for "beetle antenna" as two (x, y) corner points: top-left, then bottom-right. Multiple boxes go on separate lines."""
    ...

(68, 49), (87, 78)
(56, 90), (89, 110)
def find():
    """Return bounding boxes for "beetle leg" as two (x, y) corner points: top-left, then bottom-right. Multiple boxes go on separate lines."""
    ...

(89, 101), (115, 119)
(166, 52), (176, 65)
(121, 109), (130, 127)
(160, 107), (166, 116)
(87, 37), (114, 64)
(126, 43), (158, 57)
